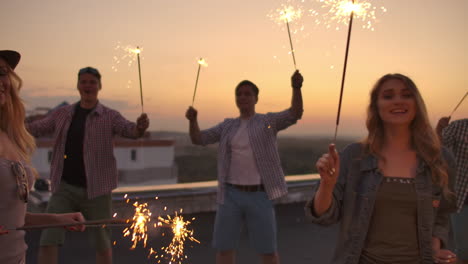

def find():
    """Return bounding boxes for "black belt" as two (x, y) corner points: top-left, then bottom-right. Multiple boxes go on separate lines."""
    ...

(226, 183), (265, 192)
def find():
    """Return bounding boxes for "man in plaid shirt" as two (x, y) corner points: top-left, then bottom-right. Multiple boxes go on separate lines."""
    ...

(437, 117), (468, 263)
(28, 67), (149, 264)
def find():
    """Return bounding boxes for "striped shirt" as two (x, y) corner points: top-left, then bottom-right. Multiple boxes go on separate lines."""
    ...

(27, 102), (140, 199)
(442, 118), (468, 212)
(200, 109), (299, 203)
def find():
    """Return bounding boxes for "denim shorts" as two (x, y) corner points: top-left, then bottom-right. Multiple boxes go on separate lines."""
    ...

(39, 181), (112, 251)
(452, 204), (468, 260)
(212, 184), (277, 254)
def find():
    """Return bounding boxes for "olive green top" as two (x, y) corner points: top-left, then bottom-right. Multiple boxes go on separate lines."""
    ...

(360, 177), (421, 264)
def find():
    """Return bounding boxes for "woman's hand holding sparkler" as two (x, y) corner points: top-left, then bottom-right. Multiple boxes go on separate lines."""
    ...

(316, 144), (340, 187)
(313, 144), (340, 216)
(57, 212), (86, 232)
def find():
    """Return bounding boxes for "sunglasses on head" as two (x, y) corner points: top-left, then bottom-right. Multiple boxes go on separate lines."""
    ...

(11, 162), (29, 203)
(79, 67), (100, 75)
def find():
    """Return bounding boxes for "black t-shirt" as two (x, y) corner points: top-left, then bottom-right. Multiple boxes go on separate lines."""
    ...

(62, 104), (93, 187)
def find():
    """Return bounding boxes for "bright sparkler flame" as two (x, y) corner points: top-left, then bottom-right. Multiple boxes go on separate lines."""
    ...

(269, 4), (303, 25)
(155, 211), (200, 263)
(112, 42), (144, 71)
(314, 0), (387, 31)
(123, 202), (152, 249)
(197, 58), (208, 67)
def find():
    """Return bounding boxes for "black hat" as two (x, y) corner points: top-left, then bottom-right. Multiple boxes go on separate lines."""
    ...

(0, 50), (21, 69)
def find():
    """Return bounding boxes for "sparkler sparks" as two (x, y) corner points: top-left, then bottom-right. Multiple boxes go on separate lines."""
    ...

(123, 201), (152, 249)
(268, 4), (304, 69)
(153, 210), (200, 263)
(120, 196), (200, 262)
(112, 42), (144, 71)
(314, 0), (386, 31)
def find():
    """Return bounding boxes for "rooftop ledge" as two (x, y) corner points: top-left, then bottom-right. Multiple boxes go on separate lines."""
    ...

(113, 173), (320, 196)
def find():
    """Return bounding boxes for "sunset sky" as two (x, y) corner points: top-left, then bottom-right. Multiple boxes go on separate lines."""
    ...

(2, 0), (467, 138)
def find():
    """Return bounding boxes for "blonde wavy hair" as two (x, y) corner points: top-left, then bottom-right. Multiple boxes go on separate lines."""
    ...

(362, 73), (449, 192)
(0, 60), (36, 162)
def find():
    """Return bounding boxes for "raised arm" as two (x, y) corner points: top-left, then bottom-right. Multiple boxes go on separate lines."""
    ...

(185, 106), (202, 145)
(290, 70), (304, 120)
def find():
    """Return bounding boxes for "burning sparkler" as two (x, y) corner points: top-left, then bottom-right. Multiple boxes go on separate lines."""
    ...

(123, 201), (152, 249)
(152, 209), (200, 263)
(191, 58), (208, 106)
(135, 46), (144, 113)
(314, 0), (387, 31)
(112, 43), (145, 112)
(313, 0), (386, 142)
(269, 4), (303, 69)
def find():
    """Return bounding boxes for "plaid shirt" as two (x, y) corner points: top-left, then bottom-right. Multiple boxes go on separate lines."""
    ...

(442, 118), (468, 212)
(27, 102), (140, 199)
(200, 109), (299, 203)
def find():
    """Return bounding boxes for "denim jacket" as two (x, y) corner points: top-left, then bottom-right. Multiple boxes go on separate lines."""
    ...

(305, 143), (457, 264)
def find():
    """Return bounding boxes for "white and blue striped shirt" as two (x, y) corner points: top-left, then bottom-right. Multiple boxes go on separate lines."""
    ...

(200, 109), (299, 203)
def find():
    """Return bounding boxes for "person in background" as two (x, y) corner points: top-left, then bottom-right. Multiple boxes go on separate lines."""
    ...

(437, 116), (468, 264)
(0, 49), (85, 264)
(306, 73), (457, 264)
(27, 66), (150, 264)
(185, 70), (303, 264)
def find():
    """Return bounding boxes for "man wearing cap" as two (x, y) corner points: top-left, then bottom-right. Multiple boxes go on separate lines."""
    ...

(27, 66), (149, 264)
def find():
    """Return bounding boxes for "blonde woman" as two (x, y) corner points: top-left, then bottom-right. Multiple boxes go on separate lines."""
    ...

(306, 73), (457, 264)
(0, 50), (85, 264)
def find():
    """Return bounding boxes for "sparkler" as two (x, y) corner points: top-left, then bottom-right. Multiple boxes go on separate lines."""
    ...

(270, 5), (303, 69)
(112, 43), (145, 112)
(123, 201), (152, 249)
(191, 58), (208, 106)
(152, 210), (200, 263)
(449, 91), (468, 117)
(10, 219), (128, 231)
(310, 1), (386, 141)
(118, 196), (200, 262)
(333, 0), (356, 142)
(315, 0), (386, 31)
(135, 46), (144, 113)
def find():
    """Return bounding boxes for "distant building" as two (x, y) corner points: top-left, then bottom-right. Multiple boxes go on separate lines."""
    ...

(32, 137), (178, 186)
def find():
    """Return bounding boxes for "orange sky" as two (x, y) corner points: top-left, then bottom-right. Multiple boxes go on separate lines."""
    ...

(2, 0), (467, 138)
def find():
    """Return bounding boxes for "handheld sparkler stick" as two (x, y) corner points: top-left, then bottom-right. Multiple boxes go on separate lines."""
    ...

(136, 46), (144, 113)
(285, 20), (297, 70)
(192, 62), (202, 106)
(449, 91), (468, 117)
(191, 58), (208, 106)
(333, 0), (355, 143)
(10, 218), (129, 231)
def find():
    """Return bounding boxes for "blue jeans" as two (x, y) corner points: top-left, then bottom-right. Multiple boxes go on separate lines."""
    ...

(452, 204), (468, 260)
(212, 184), (277, 254)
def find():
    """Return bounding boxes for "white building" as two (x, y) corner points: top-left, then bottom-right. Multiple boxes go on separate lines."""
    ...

(31, 137), (178, 186)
